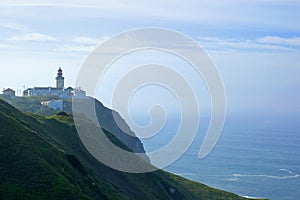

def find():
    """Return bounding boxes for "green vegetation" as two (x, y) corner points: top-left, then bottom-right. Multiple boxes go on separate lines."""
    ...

(0, 99), (261, 199)
(0, 95), (72, 116)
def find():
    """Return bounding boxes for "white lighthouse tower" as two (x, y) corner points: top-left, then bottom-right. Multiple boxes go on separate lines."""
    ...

(55, 68), (65, 90)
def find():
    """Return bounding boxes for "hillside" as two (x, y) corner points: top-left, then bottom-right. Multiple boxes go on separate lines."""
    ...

(0, 95), (61, 116)
(0, 99), (255, 199)
(0, 95), (147, 155)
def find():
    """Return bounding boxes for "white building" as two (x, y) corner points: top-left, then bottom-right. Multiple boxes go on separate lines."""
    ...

(71, 87), (87, 98)
(41, 100), (63, 111)
(23, 68), (86, 99)
(2, 88), (15, 97)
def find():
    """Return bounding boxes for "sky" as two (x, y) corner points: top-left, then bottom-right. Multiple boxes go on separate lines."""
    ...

(0, 0), (299, 117)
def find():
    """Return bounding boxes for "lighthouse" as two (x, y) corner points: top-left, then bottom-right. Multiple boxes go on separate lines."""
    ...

(55, 68), (65, 90)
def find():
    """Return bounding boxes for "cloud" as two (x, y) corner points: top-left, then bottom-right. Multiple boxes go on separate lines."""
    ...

(0, 0), (299, 32)
(71, 36), (109, 45)
(198, 36), (300, 53)
(257, 36), (300, 46)
(54, 44), (97, 52)
(8, 33), (57, 41)
(0, 22), (28, 31)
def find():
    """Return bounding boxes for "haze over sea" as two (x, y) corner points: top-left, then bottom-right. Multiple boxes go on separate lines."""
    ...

(140, 113), (300, 200)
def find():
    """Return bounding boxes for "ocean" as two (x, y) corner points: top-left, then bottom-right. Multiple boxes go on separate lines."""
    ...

(140, 114), (300, 200)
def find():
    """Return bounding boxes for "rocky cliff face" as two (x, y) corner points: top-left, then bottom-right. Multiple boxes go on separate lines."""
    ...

(73, 98), (147, 156)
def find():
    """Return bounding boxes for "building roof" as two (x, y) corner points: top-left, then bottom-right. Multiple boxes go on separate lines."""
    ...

(29, 87), (63, 91)
(3, 88), (15, 93)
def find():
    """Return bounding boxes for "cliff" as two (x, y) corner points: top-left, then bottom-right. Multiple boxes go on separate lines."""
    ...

(0, 98), (258, 199)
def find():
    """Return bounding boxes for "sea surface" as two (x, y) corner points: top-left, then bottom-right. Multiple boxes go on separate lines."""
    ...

(140, 114), (300, 200)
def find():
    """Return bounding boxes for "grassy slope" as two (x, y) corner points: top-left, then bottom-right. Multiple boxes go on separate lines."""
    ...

(0, 99), (257, 200)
